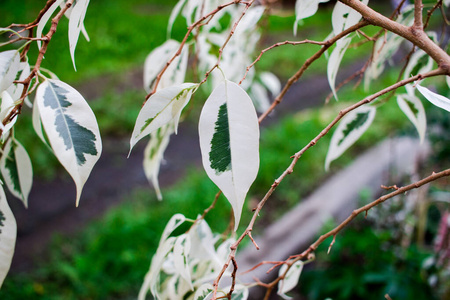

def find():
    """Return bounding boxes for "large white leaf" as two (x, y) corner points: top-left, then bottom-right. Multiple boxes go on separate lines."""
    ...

(68, 0), (90, 70)
(327, 36), (351, 101)
(36, 0), (65, 50)
(397, 94), (426, 143)
(0, 138), (33, 207)
(416, 84), (450, 112)
(277, 261), (304, 299)
(0, 184), (16, 288)
(129, 83), (197, 154)
(0, 50), (20, 93)
(294, 0), (329, 35)
(325, 105), (376, 170)
(332, 0), (368, 36)
(198, 80), (259, 231)
(143, 40), (188, 92)
(143, 124), (173, 200)
(35, 79), (102, 206)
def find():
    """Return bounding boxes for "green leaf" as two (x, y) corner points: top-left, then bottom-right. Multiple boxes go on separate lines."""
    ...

(0, 184), (16, 288)
(35, 79), (102, 206)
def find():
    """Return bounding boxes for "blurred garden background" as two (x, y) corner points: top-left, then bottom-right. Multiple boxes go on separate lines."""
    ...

(0, 0), (449, 299)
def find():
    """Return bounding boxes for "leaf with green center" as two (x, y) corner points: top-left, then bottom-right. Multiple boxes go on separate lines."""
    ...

(416, 84), (450, 112)
(199, 80), (259, 231)
(0, 185), (16, 288)
(0, 138), (33, 207)
(129, 83), (197, 155)
(35, 79), (102, 206)
(325, 105), (376, 170)
(193, 283), (213, 300)
(397, 93), (426, 143)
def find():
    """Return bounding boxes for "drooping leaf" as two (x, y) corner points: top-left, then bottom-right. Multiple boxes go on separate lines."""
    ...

(193, 283), (213, 300)
(6, 61), (31, 106)
(277, 261), (304, 299)
(68, 0), (90, 70)
(168, 0), (187, 38)
(294, 0), (329, 35)
(129, 83), (197, 154)
(143, 40), (188, 92)
(0, 184), (16, 288)
(250, 82), (270, 113)
(325, 105), (376, 170)
(397, 93), (426, 143)
(35, 79), (102, 206)
(0, 50), (20, 93)
(404, 49), (434, 79)
(199, 80), (259, 231)
(416, 84), (450, 112)
(143, 123), (173, 200)
(331, 0), (368, 36)
(36, 0), (65, 50)
(173, 234), (193, 290)
(0, 138), (33, 207)
(0, 91), (18, 139)
(327, 36), (351, 101)
(259, 71), (281, 96)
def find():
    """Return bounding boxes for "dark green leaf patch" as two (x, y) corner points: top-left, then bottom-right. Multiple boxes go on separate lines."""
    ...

(209, 103), (231, 174)
(338, 111), (370, 146)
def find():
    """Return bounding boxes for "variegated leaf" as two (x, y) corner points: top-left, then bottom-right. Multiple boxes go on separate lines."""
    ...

(0, 91), (18, 140)
(35, 79), (102, 206)
(0, 50), (20, 93)
(325, 105), (376, 170)
(332, 0), (368, 36)
(416, 84), (450, 112)
(143, 124), (173, 200)
(199, 80), (259, 231)
(327, 36), (351, 101)
(397, 94), (426, 143)
(68, 0), (90, 70)
(0, 138), (33, 207)
(0, 184), (16, 288)
(277, 261), (304, 299)
(37, 0), (65, 50)
(193, 283), (213, 300)
(129, 83), (197, 154)
(6, 61), (31, 106)
(173, 234), (193, 290)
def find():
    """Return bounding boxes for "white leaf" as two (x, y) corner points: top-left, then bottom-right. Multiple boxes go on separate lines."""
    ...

(325, 105), (376, 170)
(36, 0), (65, 50)
(332, 0), (368, 36)
(0, 138), (33, 207)
(277, 261), (304, 299)
(0, 50), (20, 93)
(193, 283), (213, 300)
(259, 72), (281, 96)
(173, 234), (193, 290)
(199, 80), (259, 231)
(250, 82), (270, 113)
(0, 91), (18, 140)
(68, 0), (90, 70)
(6, 61), (31, 105)
(397, 94), (426, 143)
(35, 79), (102, 206)
(129, 83), (196, 154)
(143, 124), (173, 200)
(416, 84), (450, 112)
(160, 214), (186, 247)
(327, 36), (351, 101)
(159, 44), (189, 90)
(294, 0), (329, 35)
(0, 184), (16, 288)
(188, 219), (219, 265)
(32, 98), (51, 148)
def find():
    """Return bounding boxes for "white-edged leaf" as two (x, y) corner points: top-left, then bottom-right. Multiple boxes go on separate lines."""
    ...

(0, 91), (18, 140)
(160, 214), (186, 248)
(0, 50), (20, 93)
(173, 234), (193, 290)
(159, 44), (189, 90)
(6, 61), (31, 106)
(332, 0), (368, 36)
(68, 0), (90, 70)
(0, 138), (33, 207)
(327, 36), (351, 101)
(36, 0), (65, 50)
(259, 72), (281, 96)
(416, 84), (450, 112)
(0, 184), (16, 288)
(35, 79), (102, 206)
(32, 98), (51, 148)
(199, 80), (259, 231)
(277, 261), (304, 299)
(129, 83), (197, 154)
(143, 124), (173, 200)
(144, 40), (185, 92)
(225, 285), (248, 300)
(193, 283), (213, 300)
(294, 0), (329, 35)
(397, 94), (426, 143)
(404, 49), (434, 79)
(325, 105), (376, 170)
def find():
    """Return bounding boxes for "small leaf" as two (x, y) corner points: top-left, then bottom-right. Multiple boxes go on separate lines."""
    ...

(199, 80), (259, 231)
(143, 124), (173, 200)
(325, 105), (376, 170)
(294, 0), (329, 35)
(0, 138), (33, 207)
(0, 184), (16, 288)
(327, 37), (351, 101)
(193, 283), (213, 300)
(331, 0), (368, 36)
(259, 72), (281, 96)
(277, 261), (304, 299)
(397, 94), (426, 143)
(129, 83), (196, 154)
(0, 50), (20, 93)
(173, 234), (193, 290)
(36, 0), (65, 50)
(68, 0), (90, 70)
(0, 91), (18, 139)
(6, 61), (31, 105)
(250, 82), (270, 113)
(35, 79), (102, 206)
(416, 84), (450, 112)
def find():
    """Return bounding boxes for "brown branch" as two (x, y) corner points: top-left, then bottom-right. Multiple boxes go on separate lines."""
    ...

(414, 0), (424, 29)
